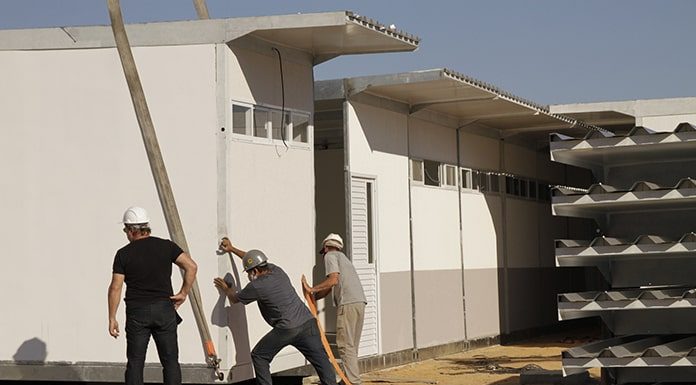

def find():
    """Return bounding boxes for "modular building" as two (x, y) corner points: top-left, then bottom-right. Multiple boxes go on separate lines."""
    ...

(0, 12), (418, 383)
(549, 98), (696, 384)
(313, 69), (601, 368)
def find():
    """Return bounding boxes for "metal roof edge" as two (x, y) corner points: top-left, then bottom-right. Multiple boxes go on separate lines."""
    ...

(0, 11), (420, 52)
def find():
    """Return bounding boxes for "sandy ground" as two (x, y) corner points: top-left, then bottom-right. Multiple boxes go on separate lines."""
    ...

(360, 335), (601, 385)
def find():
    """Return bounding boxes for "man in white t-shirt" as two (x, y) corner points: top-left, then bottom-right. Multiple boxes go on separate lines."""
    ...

(304, 233), (366, 385)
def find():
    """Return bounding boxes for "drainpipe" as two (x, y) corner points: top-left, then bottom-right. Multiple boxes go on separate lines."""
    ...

(455, 120), (478, 342)
(406, 112), (418, 358)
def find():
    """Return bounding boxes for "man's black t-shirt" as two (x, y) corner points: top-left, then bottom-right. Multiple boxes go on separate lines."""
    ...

(112, 236), (183, 304)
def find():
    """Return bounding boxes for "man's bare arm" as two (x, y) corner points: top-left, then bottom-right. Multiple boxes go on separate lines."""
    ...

(309, 272), (339, 300)
(213, 277), (240, 304)
(172, 252), (198, 309)
(108, 273), (125, 338)
(219, 237), (246, 259)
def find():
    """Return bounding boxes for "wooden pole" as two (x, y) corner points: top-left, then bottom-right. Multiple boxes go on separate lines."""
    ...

(106, 0), (222, 379)
(192, 0), (210, 19)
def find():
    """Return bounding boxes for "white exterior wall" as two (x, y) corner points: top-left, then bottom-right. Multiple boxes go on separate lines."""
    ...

(221, 43), (316, 372)
(346, 101), (412, 353)
(0, 45), (219, 365)
(0, 40), (317, 379)
(346, 102), (410, 273)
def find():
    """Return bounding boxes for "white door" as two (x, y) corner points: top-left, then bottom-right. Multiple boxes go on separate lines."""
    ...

(350, 176), (379, 357)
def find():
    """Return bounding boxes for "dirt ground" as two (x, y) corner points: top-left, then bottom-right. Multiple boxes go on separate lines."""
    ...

(361, 334), (601, 385)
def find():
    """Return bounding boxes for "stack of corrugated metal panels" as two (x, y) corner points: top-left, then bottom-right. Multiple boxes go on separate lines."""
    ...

(550, 123), (696, 384)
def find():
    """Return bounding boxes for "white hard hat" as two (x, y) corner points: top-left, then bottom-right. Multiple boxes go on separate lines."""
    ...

(322, 233), (344, 250)
(122, 206), (150, 224)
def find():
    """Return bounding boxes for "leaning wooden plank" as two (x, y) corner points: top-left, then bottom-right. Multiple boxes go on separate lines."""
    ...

(302, 275), (352, 385)
(192, 0), (210, 19)
(106, 0), (223, 380)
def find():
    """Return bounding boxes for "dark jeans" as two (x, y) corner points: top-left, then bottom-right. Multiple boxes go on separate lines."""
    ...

(251, 319), (336, 385)
(125, 300), (181, 385)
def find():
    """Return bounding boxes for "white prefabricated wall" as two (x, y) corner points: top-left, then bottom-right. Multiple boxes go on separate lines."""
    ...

(0, 39), (317, 379)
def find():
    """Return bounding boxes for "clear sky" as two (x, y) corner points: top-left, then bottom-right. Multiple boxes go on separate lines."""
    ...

(1, 0), (694, 105)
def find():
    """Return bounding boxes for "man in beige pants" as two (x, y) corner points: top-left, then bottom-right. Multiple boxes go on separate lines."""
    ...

(305, 233), (366, 385)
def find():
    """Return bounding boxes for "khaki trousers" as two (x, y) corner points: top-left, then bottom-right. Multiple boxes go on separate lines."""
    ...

(336, 302), (366, 385)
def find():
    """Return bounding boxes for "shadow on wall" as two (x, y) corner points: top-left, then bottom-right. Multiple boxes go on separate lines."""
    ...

(211, 253), (252, 370)
(13, 338), (47, 362)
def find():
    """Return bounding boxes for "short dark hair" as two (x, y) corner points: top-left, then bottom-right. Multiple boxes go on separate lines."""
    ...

(125, 223), (151, 234)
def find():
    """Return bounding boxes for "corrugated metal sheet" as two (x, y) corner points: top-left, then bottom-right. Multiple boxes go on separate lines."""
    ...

(556, 233), (696, 265)
(558, 288), (696, 321)
(563, 335), (696, 370)
(551, 179), (696, 217)
(549, 123), (696, 170)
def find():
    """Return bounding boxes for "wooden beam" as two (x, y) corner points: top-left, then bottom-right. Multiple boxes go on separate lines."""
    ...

(106, 0), (222, 379)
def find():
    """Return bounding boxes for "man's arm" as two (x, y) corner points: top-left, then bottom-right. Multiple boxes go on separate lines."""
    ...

(108, 273), (125, 338)
(213, 277), (240, 304)
(219, 237), (246, 259)
(308, 272), (339, 300)
(171, 252), (198, 309)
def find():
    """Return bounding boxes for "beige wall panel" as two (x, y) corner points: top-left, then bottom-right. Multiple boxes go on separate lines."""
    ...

(414, 270), (465, 348)
(227, 141), (315, 371)
(408, 118), (457, 164)
(0, 45), (221, 365)
(411, 187), (462, 271)
(347, 102), (411, 274)
(379, 271), (414, 353)
(458, 131), (500, 171)
(505, 199), (540, 269)
(463, 269), (500, 339)
(227, 45), (313, 112)
(460, 193), (499, 270)
(504, 143), (537, 178)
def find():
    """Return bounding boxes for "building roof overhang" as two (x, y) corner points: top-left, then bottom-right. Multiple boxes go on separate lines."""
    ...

(316, 68), (599, 141)
(0, 11), (419, 64)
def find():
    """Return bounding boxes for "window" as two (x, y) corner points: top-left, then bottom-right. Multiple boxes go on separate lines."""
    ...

(232, 105), (251, 135)
(506, 176), (514, 195)
(292, 113), (310, 143)
(519, 179), (529, 198)
(461, 168), (473, 189)
(271, 110), (290, 140)
(489, 173), (501, 193)
(254, 109), (269, 138)
(423, 160), (440, 187)
(410, 159), (424, 183)
(529, 181), (537, 199)
(442, 164), (458, 187)
(477, 171), (489, 192)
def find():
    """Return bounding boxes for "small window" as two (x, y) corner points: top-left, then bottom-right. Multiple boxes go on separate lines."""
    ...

(254, 109), (269, 138)
(489, 173), (500, 193)
(506, 176), (514, 195)
(292, 113), (310, 143)
(271, 110), (290, 140)
(471, 171), (480, 190)
(232, 105), (251, 135)
(410, 159), (424, 183)
(423, 160), (440, 187)
(520, 179), (529, 198)
(529, 181), (537, 199)
(442, 164), (457, 187)
(478, 172), (489, 192)
(461, 168), (473, 189)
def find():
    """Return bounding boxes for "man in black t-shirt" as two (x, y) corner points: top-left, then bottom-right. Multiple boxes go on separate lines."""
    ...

(107, 207), (198, 385)
(214, 237), (336, 385)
